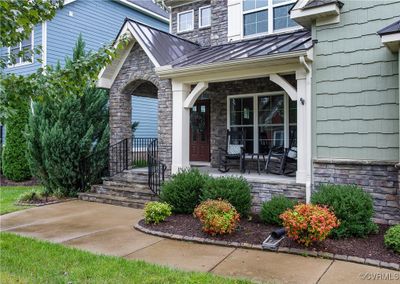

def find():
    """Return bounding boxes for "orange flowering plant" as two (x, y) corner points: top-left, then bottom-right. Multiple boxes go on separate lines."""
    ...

(193, 199), (240, 236)
(280, 204), (340, 246)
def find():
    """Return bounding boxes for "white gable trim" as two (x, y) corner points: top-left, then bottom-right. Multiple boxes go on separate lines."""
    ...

(114, 0), (169, 23)
(97, 21), (162, 89)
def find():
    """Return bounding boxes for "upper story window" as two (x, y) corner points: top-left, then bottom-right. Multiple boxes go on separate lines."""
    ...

(243, 0), (298, 37)
(199, 6), (211, 28)
(8, 31), (34, 66)
(177, 10), (194, 33)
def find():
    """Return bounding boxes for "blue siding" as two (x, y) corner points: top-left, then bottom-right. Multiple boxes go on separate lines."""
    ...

(46, 0), (168, 67)
(132, 96), (158, 138)
(1, 24), (43, 75)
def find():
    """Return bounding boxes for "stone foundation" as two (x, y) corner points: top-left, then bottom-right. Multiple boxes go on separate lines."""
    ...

(313, 159), (400, 225)
(249, 179), (306, 213)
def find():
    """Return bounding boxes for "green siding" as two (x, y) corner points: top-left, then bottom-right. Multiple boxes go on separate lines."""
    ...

(313, 0), (400, 161)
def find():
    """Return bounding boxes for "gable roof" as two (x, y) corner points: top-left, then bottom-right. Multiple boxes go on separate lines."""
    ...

(98, 19), (313, 88)
(377, 19), (400, 36)
(127, 19), (198, 67)
(122, 0), (169, 20)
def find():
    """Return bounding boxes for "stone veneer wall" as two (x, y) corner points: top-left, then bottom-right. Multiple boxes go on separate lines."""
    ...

(171, 0), (227, 46)
(206, 75), (296, 167)
(109, 45), (172, 175)
(249, 180), (306, 213)
(313, 160), (400, 225)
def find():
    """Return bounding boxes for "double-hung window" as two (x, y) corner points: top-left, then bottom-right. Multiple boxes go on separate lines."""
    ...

(199, 6), (211, 28)
(228, 93), (297, 154)
(177, 10), (194, 33)
(9, 31), (34, 66)
(243, 0), (298, 37)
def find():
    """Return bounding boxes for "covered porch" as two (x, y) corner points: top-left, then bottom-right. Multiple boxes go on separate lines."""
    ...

(158, 46), (313, 201)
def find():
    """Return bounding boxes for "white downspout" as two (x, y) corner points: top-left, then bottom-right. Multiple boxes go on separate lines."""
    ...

(300, 56), (312, 203)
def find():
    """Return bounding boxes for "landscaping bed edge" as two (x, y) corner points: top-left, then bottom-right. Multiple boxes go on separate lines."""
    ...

(134, 221), (400, 271)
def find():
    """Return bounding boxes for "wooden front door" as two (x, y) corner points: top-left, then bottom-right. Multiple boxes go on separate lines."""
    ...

(190, 100), (210, 162)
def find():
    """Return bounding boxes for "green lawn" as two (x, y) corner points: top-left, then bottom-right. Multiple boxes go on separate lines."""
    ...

(0, 186), (42, 215)
(0, 232), (251, 284)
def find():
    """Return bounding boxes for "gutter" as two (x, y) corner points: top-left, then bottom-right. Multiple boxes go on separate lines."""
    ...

(156, 50), (309, 78)
(114, 0), (170, 23)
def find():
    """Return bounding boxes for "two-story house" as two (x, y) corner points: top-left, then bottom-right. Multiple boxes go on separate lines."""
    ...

(91, 0), (399, 225)
(1, 0), (169, 140)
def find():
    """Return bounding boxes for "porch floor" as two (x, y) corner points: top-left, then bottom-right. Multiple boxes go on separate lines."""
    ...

(193, 165), (297, 184)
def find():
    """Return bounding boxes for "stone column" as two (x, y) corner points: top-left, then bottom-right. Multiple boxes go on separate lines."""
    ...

(171, 80), (191, 174)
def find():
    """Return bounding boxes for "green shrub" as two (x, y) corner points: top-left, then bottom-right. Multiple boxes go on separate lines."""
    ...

(194, 199), (240, 236)
(201, 176), (252, 217)
(160, 168), (208, 214)
(18, 189), (43, 203)
(144, 202), (172, 224)
(2, 103), (31, 181)
(384, 225), (400, 254)
(311, 184), (378, 238)
(260, 196), (296, 226)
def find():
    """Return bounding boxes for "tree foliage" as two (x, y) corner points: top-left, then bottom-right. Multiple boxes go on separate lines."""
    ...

(2, 101), (31, 181)
(25, 37), (111, 197)
(0, 0), (63, 68)
(0, 33), (128, 122)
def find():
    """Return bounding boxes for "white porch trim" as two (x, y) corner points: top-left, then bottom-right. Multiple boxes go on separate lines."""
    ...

(171, 81), (191, 174)
(270, 74), (297, 100)
(183, 82), (209, 108)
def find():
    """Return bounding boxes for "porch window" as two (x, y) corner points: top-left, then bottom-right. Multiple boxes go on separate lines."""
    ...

(242, 0), (298, 37)
(228, 93), (296, 154)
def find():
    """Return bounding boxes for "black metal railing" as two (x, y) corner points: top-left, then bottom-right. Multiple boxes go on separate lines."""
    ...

(147, 138), (166, 195)
(132, 137), (157, 168)
(109, 138), (130, 176)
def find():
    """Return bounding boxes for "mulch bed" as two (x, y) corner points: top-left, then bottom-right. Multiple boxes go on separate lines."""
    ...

(0, 175), (39, 186)
(139, 214), (400, 264)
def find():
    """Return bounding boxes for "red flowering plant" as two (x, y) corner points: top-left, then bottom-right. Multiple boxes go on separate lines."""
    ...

(280, 204), (340, 246)
(193, 199), (240, 236)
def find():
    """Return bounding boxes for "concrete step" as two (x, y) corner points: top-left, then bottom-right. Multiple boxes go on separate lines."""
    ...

(78, 193), (150, 209)
(92, 185), (158, 200)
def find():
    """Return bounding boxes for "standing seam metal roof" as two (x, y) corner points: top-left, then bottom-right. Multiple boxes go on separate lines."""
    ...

(126, 20), (312, 68)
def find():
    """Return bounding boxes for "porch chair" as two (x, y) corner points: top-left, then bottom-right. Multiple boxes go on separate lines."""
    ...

(265, 129), (297, 175)
(218, 129), (246, 173)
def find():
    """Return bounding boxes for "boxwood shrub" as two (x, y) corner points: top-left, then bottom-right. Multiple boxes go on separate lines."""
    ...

(200, 176), (252, 217)
(311, 184), (378, 239)
(384, 225), (400, 254)
(160, 168), (208, 214)
(260, 195), (296, 226)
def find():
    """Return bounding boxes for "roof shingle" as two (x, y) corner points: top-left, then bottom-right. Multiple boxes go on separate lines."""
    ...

(377, 20), (400, 36)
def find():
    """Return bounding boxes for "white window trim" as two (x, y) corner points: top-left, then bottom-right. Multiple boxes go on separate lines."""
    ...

(8, 30), (35, 68)
(177, 9), (194, 34)
(241, 0), (301, 39)
(199, 5), (211, 29)
(227, 91), (296, 153)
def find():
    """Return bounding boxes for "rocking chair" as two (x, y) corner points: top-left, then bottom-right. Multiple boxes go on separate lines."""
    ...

(265, 129), (297, 175)
(218, 129), (246, 173)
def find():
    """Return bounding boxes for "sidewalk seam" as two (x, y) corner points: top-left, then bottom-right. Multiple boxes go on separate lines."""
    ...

(208, 248), (237, 273)
(122, 239), (165, 258)
(316, 259), (334, 284)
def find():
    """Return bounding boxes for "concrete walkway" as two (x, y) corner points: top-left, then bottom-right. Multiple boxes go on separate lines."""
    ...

(0, 200), (396, 284)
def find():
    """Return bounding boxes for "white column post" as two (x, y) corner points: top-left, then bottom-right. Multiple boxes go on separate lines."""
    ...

(296, 68), (312, 203)
(171, 80), (191, 174)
